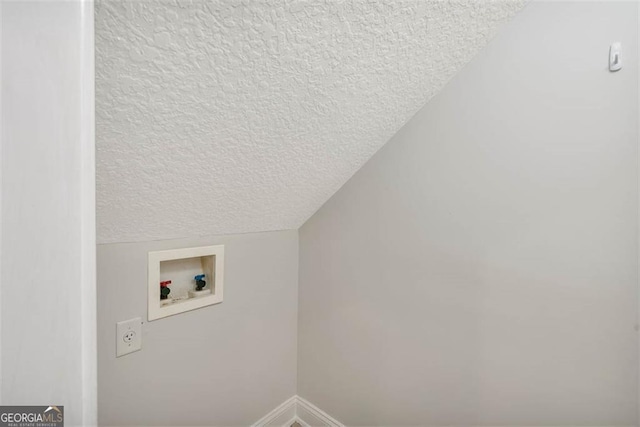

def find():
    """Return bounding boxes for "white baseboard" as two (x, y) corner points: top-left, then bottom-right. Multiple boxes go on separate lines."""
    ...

(253, 395), (344, 427)
(252, 396), (298, 427)
(295, 396), (343, 427)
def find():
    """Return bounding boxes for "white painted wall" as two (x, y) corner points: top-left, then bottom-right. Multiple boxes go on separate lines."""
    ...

(0, 0), (4, 404)
(298, 1), (638, 425)
(97, 230), (298, 426)
(0, 1), (96, 425)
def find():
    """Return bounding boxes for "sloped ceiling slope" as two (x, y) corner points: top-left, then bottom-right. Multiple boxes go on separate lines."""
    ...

(96, 0), (526, 244)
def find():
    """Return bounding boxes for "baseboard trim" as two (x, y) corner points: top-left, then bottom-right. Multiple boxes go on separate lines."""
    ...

(251, 396), (298, 427)
(295, 396), (343, 427)
(253, 395), (344, 427)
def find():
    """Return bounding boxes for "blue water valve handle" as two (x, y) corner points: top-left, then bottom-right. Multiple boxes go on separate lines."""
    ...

(194, 274), (207, 291)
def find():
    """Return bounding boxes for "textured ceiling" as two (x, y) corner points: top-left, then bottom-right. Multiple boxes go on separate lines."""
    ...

(96, 0), (526, 244)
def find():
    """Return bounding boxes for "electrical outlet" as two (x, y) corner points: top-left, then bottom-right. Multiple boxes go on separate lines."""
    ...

(116, 317), (142, 357)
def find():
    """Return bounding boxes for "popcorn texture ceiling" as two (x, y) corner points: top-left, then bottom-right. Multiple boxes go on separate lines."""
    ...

(96, 0), (526, 244)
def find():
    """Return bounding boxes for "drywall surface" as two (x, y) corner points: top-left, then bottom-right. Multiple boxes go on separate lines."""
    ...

(98, 230), (298, 426)
(1, 1), (96, 425)
(95, 0), (526, 244)
(298, 2), (638, 425)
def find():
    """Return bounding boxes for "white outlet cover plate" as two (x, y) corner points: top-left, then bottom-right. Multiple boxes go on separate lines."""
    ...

(116, 317), (142, 357)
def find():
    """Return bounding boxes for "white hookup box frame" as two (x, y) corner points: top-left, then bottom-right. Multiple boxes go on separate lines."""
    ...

(148, 244), (225, 321)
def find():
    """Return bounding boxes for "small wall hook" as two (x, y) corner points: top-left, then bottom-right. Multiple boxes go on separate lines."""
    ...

(609, 42), (622, 72)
